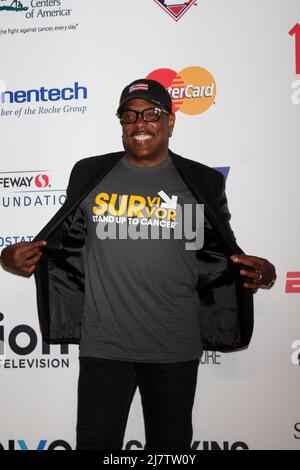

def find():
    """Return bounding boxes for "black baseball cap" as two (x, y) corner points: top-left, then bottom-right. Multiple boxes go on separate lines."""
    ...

(117, 79), (172, 113)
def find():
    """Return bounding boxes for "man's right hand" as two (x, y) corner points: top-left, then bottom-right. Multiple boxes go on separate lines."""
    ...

(1, 240), (47, 274)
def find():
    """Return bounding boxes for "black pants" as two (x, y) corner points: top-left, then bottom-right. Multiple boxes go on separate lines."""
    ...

(76, 356), (199, 450)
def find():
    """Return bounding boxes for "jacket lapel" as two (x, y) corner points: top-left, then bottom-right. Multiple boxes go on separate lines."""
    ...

(67, 151), (125, 205)
(170, 151), (240, 253)
(35, 152), (125, 241)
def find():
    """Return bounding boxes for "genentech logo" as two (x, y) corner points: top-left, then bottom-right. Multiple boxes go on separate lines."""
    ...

(0, 82), (87, 105)
(289, 23), (300, 104)
(153, 0), (197, 22)
(285, 272), (300, 293)
(146, 67), (216, 115)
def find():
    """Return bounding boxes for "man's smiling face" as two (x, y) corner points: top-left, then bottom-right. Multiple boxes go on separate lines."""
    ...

(120, 98), (175, 165)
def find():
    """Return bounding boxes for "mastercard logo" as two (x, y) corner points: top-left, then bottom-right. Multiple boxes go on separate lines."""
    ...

(146, 66), (216, 115)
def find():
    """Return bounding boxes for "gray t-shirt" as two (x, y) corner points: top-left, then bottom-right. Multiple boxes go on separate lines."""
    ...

(79, 156), (203, 362)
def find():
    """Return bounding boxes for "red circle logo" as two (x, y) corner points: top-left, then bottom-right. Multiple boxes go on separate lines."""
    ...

(35, 174), (49, 188)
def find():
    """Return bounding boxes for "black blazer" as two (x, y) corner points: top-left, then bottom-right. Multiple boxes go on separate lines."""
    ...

(34, 150), (253, 350)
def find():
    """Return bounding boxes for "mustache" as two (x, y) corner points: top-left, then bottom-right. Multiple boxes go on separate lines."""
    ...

(130, 130), (154, 138)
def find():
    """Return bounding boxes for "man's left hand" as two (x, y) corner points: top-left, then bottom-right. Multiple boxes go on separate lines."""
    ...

(230, 254), (276, 290)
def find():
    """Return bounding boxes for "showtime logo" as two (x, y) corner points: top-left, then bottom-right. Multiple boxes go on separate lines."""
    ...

(153, 0), (197, 22)
(146, 66), (216, 115)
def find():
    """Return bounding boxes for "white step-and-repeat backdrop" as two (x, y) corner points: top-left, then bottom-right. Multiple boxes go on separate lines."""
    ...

(0, 0), (299, 450)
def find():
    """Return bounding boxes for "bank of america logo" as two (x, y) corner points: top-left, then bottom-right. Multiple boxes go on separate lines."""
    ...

(153, 0), (197, 21)
(0, 0), (28, 12)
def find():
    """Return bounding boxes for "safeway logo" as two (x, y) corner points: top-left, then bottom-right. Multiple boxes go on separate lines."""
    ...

(0, 170), (66, 208)
(0, 171), (50, 190)
(146, 66), (216, 115)
(153, 0), (197, 21)
(35, 174), (49, 188)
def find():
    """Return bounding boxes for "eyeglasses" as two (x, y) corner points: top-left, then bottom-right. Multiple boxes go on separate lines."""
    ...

(117, 107), (169, 124)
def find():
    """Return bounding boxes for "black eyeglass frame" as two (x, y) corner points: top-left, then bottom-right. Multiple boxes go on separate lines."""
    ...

(116, 106), (169, 124)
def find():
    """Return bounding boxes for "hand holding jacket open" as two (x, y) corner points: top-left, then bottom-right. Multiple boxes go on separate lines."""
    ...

(1, 240), (47, 275)
(230, 254), (276, 290)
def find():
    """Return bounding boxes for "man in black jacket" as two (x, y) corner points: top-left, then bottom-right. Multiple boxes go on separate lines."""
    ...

(1, 79), (276, 450)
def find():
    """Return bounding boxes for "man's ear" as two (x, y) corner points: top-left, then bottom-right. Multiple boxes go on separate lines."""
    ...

(168, 112), (176, 136)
